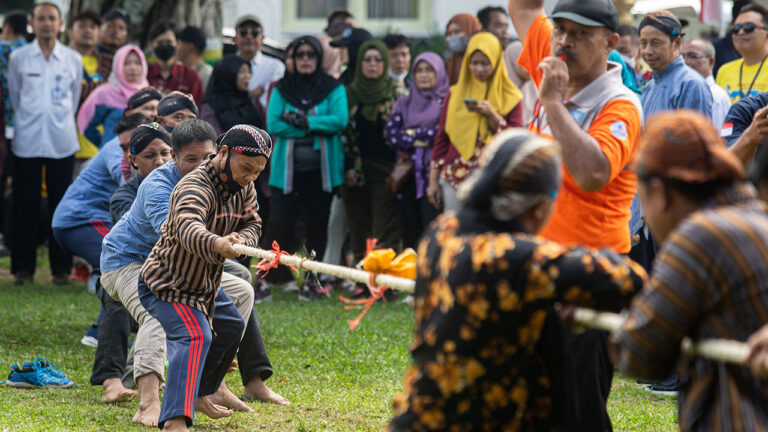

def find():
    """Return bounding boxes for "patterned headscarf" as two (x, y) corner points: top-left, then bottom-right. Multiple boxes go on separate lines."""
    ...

(639, 11), (683, 38)
(458, 129), (562, 221)
(130, 122), (171, 155)
(216, 124), (272, 159)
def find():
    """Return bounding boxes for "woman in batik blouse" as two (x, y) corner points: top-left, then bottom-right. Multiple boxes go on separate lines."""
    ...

(388, 129), (647, 432)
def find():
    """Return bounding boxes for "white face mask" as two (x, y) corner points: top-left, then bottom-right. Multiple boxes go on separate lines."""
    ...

(620, 53), (636, 69)
(389, 69), (408, 82)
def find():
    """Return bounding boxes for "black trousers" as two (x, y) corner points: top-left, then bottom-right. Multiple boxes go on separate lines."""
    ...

(262, 169), (332, 284)
(90, 281), (133, 385)
(398, 177), (439, 249)
(10, 154), (74, 276)
(342, 159), (403, 262)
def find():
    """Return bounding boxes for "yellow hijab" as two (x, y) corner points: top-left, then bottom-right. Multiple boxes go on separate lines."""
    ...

(445, 32), (522, 161)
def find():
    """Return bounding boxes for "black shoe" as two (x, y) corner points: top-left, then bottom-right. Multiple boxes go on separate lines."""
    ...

(298, 272), (329, 301)
(52, 274), (70, 286)
(644, 374), (679, 396)
(253, 279), (272, 304)
(14, 272), (32, 285)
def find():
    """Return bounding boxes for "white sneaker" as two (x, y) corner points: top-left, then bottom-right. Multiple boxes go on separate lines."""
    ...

(280, 281), (299, 293)
(80, 335), (98, 348)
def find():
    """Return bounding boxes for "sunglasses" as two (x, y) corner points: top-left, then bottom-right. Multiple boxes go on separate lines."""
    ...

(682, 52), (707, 60)
(732, 22), (768, 34)
(295, 50), (317, 59)
(239, 28), (261, 37)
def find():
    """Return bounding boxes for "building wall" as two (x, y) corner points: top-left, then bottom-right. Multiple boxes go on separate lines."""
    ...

(224, 0), (550, 41)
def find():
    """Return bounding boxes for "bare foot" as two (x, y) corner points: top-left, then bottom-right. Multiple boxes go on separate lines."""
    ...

(242, 377), (290, 405)
(227, 360), (238, 374)
(132, 400), (161, 428)
(161, 417), (188, 432)
(208, 381), (254, 412)
(102, 377), (137, 403)
(195, 395), (233, 419)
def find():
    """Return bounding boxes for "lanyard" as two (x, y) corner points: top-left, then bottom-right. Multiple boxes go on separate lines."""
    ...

(739, 55), (768, 99)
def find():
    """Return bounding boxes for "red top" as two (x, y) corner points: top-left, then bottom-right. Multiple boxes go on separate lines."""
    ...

(147, 62), (204, 106)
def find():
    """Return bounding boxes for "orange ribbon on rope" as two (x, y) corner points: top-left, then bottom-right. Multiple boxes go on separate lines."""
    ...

(252, 241), (297, 277)
(339, 245), (416, 330)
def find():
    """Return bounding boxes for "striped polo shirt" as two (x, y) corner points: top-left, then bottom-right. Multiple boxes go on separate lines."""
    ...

(141, 156), (261, 318)
(613, 182), (768, 432)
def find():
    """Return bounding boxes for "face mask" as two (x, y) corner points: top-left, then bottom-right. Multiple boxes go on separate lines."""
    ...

(447, 35), (469, 53)
(154, 44), (176, 61)
(220, 151), (243, 193)
(620, 54), (636, 69)
(389, 70), (408, 82)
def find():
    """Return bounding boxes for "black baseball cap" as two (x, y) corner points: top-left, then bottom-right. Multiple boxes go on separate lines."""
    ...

(102, 8), (130, 26)
(551, 0), (619, 32)
(330, 27), (373, 48)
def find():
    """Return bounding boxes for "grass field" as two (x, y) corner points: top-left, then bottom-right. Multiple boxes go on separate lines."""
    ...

(0, 253), (677, 431)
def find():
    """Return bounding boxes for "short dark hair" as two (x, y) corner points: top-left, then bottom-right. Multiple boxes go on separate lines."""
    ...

(178, 26), (206, 53)
(114, 113), (150, 135)
(113, 113), (151, 135)
(477, 6), (507, 29)
(69, 10), (100, 29)
(171, 119), (216, 154)
(640, 174), (732, 203)
(32, 2), (61, 19)
(327, 9), (353, 26)
(382, 33), (411, 50)
(3, 11), (28, 36)
(148, 21), (176, 42)
(739, 3), (768, 26)
(617, 24), (639, 41)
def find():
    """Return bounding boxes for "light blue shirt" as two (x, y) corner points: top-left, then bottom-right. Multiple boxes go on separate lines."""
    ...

(100, 161), (181, 272)
(52, 136), (124, 229)
(706, 75), (732, 129)
(641, 56), (713, 121)
(8, 40), (82, 158)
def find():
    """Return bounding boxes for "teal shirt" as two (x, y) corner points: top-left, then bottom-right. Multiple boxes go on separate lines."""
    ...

(267, 84), (348, 193)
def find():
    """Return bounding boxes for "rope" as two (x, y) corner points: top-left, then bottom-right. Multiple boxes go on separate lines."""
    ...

(233, 244), (762, 368)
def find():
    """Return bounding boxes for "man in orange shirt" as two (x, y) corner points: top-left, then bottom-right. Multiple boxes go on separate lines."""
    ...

(508, 0), (643, 430)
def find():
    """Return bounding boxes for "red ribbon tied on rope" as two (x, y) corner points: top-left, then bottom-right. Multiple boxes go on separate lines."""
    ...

(252, 241), (297, 277)
(339, 245), (416, 330)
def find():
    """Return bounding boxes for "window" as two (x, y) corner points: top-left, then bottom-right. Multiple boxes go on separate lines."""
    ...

(283, 0), (431, 37)
(367, 0), (418, 19)
(297, 0), (348, 18)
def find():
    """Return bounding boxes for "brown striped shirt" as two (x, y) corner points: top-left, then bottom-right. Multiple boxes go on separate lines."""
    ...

(612, 182), (768, 432)
(141, 156), (261, 318)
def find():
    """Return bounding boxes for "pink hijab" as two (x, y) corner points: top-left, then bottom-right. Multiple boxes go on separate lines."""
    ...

(109, 44), (149, 98)
(77, 44), (149, 133)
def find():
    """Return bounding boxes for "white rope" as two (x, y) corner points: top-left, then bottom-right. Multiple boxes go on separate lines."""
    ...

(234, 244), (760, 368)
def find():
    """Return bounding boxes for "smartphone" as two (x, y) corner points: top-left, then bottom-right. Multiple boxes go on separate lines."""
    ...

(463, 97), (478, 105)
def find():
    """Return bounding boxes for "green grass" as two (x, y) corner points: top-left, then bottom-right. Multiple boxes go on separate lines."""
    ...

(0, 253), (677, 431)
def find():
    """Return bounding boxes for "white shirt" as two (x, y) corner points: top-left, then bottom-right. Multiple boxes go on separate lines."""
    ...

(706, 75), (731, 129)
(247, 50), (285, 108)
(8, 40), (82, 158)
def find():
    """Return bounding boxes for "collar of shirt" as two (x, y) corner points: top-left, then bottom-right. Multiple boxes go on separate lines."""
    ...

(251, 50), (265, 67)
(202, 156), (234, 202)
(565, 61), (625, 110)
(652, 55), (684, 82)
(31, 39), (64, 60)
(705, 75), (716, 86)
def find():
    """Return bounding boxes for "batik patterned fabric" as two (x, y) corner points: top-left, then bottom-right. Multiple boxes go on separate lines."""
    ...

(388, 212), (646, 432)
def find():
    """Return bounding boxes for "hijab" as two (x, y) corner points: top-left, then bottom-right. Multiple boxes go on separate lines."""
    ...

(446, 14), (481, 85)
(203, 55), (262, 131)
(392, 52), (449, 129)
(276, 35), (342, 111)
(445, 32), (522, 161)
(109, 44), (149, 99)
(347, 40), (395, 123)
